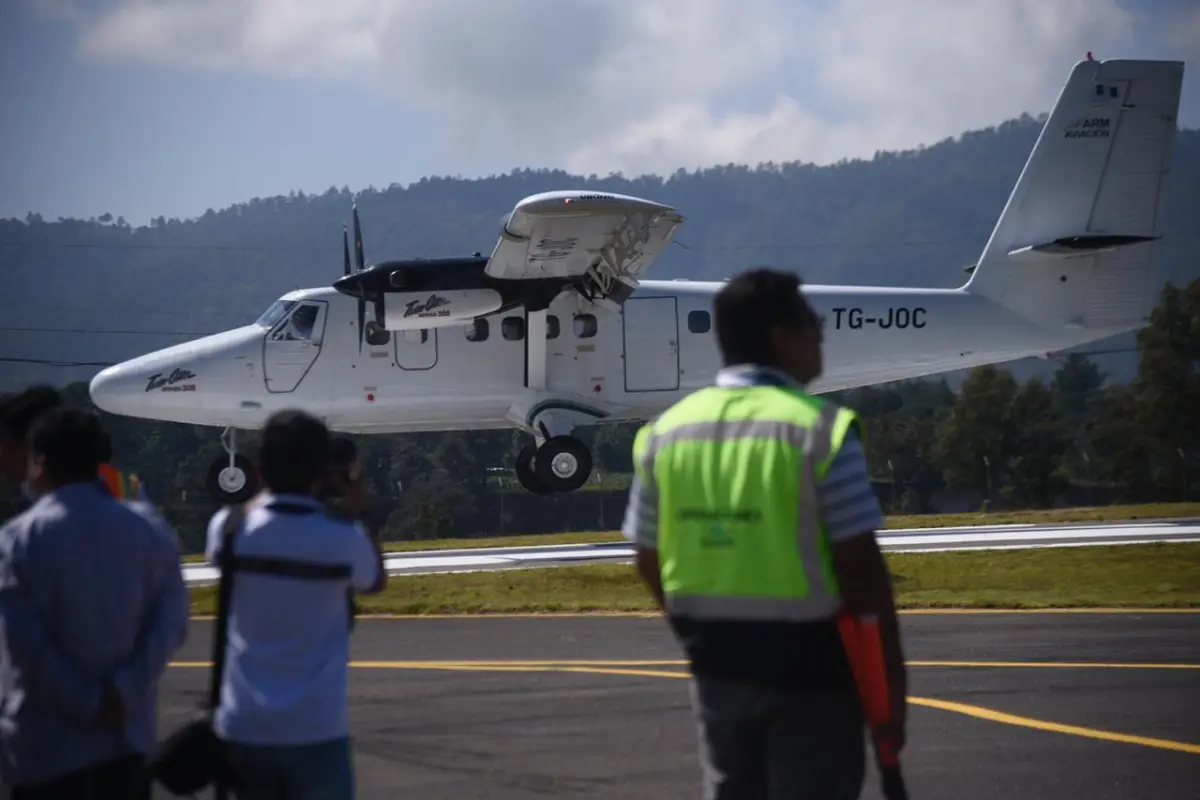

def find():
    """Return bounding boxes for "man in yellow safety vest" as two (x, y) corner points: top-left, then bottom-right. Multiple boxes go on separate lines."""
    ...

(621, 268), (908, 799)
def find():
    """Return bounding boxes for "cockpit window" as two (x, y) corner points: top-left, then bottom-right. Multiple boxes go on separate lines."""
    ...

(256, 300), (296, 328)
(268, 302), (322, 343)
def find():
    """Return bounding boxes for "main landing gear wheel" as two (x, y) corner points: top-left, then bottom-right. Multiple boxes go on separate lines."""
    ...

(515, 435), (593, 494)
(206, 453), (258, 505)
(515, 444), (553, 495)
(536, 436), (592, 493)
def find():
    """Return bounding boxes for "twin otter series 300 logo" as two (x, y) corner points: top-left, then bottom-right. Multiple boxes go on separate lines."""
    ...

(403, 294), (451, 318)
(1064, 117), (1112, 139)
(145, 368), (196, 393)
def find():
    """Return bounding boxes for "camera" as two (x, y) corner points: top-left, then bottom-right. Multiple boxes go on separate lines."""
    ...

(321, 437), (358, 500)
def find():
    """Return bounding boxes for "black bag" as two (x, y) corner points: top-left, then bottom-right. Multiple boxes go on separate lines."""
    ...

(147, 503), (245, 796)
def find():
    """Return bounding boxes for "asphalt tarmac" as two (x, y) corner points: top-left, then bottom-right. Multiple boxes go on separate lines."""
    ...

(156, 611), (1200, 799)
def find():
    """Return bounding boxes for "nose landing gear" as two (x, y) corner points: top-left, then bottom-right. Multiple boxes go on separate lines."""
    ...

(206, 427), (259, 505)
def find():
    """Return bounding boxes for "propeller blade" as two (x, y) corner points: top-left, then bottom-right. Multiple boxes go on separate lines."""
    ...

(374, 295), (385, 326)
(352, 204), (365, 272)
(357, 296), (366, 353)
(342, 225), (350, 277)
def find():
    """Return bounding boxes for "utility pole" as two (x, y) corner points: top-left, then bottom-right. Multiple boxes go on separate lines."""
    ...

(982, 455), (992, 511)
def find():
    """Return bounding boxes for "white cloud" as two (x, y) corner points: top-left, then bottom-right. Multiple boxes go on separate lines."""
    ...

(1164, 4), (1200, 65)
(40, 0), (1195, 177)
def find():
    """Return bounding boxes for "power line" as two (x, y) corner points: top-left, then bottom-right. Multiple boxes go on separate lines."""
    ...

(0, 357), (114, 367)
(0, 344), (1157, 371)
(0, 241), (321, 253)
(1, 238), (1196, 254)
(0, 323), (1162, 360)
(0, 238), (983, 254)
(0, 326), (218, 337)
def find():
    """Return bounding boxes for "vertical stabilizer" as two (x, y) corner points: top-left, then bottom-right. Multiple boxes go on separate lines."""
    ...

(965, 58), (1184, 336)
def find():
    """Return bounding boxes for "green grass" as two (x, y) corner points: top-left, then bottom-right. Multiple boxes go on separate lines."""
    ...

(188, 541), (1200, 616)
(178, 501), (1200, 563)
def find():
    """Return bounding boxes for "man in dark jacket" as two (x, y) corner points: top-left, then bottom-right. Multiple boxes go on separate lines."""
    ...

(0, 407), (188, 796)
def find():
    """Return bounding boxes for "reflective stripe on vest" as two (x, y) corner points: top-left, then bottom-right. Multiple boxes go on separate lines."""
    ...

(633, 383), (859, 623)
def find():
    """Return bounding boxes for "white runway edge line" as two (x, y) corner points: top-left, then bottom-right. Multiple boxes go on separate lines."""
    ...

(180, 519), (1200, 586)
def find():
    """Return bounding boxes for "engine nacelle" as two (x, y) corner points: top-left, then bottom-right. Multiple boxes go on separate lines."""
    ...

(382, 288), (503, 330)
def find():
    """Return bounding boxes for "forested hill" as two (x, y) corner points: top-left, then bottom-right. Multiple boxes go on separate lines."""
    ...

(2, 113), (1199, 391)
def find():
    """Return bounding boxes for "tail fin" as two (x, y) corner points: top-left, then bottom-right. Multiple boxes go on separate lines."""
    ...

(964, 57), (1185, 336)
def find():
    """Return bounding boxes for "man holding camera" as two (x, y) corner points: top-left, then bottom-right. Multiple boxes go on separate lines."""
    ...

(204, 410), (386, 798)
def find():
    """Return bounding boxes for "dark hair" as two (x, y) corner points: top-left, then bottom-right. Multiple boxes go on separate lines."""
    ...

(330, 436), (357, 467)
(713, 268), (818, 366)
(257, 410), (330, 495)
(0, 385), (62, 443)
(27, 407), (109, 484)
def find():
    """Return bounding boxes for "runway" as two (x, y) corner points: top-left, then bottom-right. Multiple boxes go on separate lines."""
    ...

(156, 610), (1199, 799)
(180, 518), (1200, 584)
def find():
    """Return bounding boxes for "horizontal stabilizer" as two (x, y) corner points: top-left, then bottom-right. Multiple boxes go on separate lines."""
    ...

(484, 190), (685, 299)
(1007, 234), (1159, 262)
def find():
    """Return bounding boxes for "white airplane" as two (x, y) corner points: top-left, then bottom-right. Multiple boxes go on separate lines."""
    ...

(89, 56), (1185, 505)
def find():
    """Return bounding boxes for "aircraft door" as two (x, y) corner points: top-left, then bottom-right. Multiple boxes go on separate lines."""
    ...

(263, 301), (327, 393)
(394, 327), (438, 370)
(622, 296), (680, 392)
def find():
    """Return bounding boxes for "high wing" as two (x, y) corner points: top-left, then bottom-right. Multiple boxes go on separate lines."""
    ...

(484, 190), (685, 299)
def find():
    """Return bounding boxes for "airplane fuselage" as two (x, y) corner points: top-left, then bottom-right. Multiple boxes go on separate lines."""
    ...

(91, 278), (1131, 436)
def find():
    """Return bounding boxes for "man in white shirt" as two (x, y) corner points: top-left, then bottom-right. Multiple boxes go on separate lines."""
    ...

(205, 410), (385, 798)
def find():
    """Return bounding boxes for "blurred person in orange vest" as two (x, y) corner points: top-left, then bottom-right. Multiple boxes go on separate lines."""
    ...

(1, 385), (157, 520)
(95, 435), (150, 503)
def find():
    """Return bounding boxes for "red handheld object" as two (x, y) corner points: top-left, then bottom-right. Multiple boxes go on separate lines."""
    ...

(837, 609), (909, 797)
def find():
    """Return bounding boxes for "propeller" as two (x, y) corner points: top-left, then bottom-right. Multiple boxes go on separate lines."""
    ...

(352, 205), (368, 352)
(333, 203), (386, 352)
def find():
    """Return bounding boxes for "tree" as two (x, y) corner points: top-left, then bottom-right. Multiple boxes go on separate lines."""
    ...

(1132, 278), (1200, 497)
(1003, 377), (1070, 508)
(1082, 384), (1157, 502)
(932, 365), (1019, 504)
(1051, 353), (1106, 428)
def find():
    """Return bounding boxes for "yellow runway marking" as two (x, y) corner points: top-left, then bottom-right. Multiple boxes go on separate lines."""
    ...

(907, 660), (1200, 670)
(169, 658), (1199, 670)
(909, 696), (1200, 755)
(186, 607), (1200, 621)
(166, 659), (1200, 754)
(894, 607), (1200, 615)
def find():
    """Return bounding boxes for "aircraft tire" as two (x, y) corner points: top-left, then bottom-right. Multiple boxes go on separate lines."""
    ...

(533, 436), (592, 493)
(515, 444), (553, 494)
(206, 453), (259, 505)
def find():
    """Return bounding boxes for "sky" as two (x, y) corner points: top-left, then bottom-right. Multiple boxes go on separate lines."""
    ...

(3, 0), (1198, 227)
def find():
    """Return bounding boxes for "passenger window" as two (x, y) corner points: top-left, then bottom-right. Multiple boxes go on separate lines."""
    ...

(574, 313), (597, 338)
(546, 314), (560, 339)
(365, 320), (390, 346)
(502, 317), (525, 341)
(402, 329), (428, 344)
(466, 318), (489, 342)
(687, 310), (711, 334)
